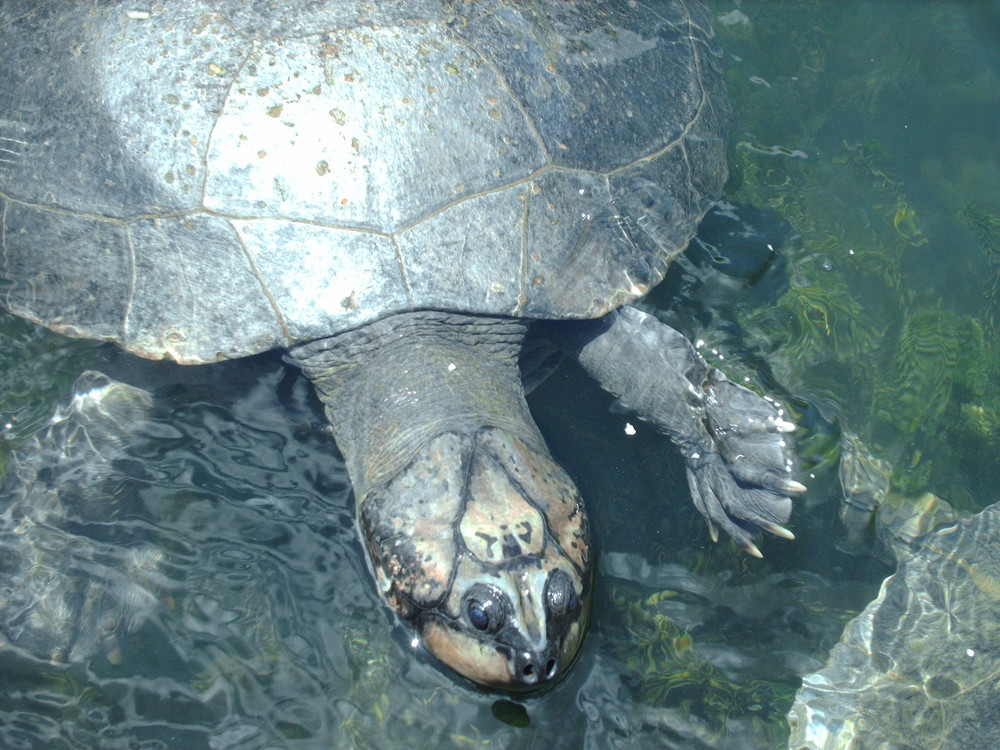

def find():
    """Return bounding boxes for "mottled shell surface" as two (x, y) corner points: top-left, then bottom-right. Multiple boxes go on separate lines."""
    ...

(0, 0), (729, 363)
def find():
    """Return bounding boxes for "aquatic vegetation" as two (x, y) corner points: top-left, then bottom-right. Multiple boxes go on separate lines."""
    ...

(714, 0), (1000, 513)
(890, 201), (926, 246)
(872, 309), (985, 437)
(962, 399), (1000, 436)
(606, 579), (800, 745)
(773, 274), (874, 367)
(963, 204), (1000, 255)
(963, 204), (1000, 311)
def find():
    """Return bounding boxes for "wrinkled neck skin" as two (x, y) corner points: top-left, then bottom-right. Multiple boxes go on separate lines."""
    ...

(288, 311), (591, 690)
(291, 311), (533, 495)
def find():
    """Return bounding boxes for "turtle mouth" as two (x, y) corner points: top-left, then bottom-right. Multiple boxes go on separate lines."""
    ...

(413, 562), (592, 691)
(417, 601), (589, 691)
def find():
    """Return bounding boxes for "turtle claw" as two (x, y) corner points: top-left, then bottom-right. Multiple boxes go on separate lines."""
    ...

(780, 479), (808, 494)
(707, 521), (719, 543)
(682, 370), (802, 555)
(701, 372), (803, 499)
(685, 452), (795, 554)
(763, 522), (796, 540)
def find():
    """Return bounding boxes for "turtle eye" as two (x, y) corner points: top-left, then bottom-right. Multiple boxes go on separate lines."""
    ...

(467, 600), (490, 631)
(463, 585), (507, 634)
(545, 570), (579, 618)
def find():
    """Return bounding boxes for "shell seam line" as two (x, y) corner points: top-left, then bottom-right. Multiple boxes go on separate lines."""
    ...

(605, 2), (713, 180)
(667, 13), (699, 204)
(677, 16), (711, 209)
(678, 6), (710, 191)
(1, 137), (680, 238)
(0, 194), (398, 235)
(229, 221), (291, 344)
(0, 149), (686, 247)
(516, 183), (531, 315)
(197, 40), (256, 207)
(465, 40), (553, 166)
(122, 224), (137, 347)
(392, 235), (414, 307)
(0, 146), (695, 246)
(0, 8), (32, 35)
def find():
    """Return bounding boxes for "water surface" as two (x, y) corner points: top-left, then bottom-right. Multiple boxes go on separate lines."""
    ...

(2, 2), (998, 748)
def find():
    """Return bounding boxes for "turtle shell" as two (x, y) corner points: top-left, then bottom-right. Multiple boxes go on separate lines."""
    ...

(0, 0), (729, 363)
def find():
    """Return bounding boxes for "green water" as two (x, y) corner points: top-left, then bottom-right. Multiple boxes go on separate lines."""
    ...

(713, 0), (1000, 511)
(1, 2), (998, 748)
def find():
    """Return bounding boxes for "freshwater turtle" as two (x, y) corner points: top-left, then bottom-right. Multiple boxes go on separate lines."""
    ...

(0, 0), (802, 689)
(787, 435), (999, 748)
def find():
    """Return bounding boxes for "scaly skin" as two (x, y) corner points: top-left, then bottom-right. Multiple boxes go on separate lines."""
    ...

(289, 308), (801, 688)
(289, 311), (591, 689)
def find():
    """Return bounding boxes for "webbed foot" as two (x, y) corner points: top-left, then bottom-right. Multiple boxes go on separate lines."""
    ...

(684, 370), (804, 554)
(561, 306), (804, 556)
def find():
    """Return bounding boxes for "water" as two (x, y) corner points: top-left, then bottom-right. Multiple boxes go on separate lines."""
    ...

(1, 2), (998, 747)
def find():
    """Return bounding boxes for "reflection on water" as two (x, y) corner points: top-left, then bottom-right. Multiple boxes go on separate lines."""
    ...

(1, 2), (998, 748)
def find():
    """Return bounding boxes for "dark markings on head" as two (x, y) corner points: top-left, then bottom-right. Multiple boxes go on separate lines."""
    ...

(502, 534), (522, 560)
(475, 531), (498, 558)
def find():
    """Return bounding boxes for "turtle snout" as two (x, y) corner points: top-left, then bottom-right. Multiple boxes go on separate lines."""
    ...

(514, 647), (560, 687)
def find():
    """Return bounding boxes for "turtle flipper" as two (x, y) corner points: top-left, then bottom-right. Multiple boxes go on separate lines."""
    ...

(558, 305), (803, 553)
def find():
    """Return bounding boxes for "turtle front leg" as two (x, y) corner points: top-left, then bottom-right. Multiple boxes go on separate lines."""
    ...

(555, 306), (804, 556)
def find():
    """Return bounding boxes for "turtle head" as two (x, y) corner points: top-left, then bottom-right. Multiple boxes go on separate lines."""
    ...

(358, 428), (592, 690)
(418, 557), (589, 690)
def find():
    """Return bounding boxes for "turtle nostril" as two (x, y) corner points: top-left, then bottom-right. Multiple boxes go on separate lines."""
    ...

(544, 659), (557, 679)
(519, 654), (558, 684)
